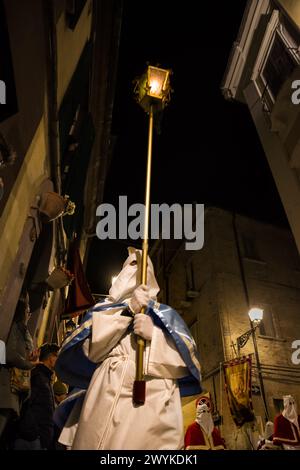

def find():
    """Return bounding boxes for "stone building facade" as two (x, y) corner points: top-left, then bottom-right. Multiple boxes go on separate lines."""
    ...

(222, 0), (300, 255)
(0, 0), (122, 347)
(151, 206), (300, 449)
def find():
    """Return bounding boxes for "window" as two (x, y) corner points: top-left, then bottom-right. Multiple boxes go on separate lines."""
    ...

(259, 309), (276, 338)
(252, 10), (300, 112)
(242, 236), (260, 260)
(262, 33), (296, 99)
(59, 42), (94, 239)
(273, 398), (284, 414)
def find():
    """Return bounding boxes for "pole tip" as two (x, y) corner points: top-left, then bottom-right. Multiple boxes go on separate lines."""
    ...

(133, 380), (146, 405)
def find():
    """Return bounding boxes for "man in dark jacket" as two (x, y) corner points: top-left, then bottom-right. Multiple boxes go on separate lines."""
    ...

(14, 343), (59, 450)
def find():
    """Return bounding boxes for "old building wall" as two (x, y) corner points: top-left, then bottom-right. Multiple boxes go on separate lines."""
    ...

(152, 206), (300, 448)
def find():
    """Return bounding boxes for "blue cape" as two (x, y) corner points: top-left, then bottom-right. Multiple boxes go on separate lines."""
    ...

(54, 300), (202, 427)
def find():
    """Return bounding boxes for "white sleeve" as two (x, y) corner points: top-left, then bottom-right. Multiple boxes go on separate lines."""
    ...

(144, 325), (188, 379)
(88, 309), (132, 362)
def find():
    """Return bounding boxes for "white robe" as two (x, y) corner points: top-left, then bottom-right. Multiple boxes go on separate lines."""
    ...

(59, 307), (188, 450)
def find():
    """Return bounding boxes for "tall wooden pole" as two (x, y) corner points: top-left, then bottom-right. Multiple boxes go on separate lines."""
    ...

(133, 105), (154, 405)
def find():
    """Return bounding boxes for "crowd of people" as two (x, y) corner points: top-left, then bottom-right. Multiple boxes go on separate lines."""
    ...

(0, 293), (66, 449)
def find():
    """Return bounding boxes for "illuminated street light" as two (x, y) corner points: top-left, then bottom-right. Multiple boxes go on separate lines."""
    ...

(237, 307), (263, 350)
(236, 306), (269, 420)
(134, 65), (172, 113)
(248, 307), (264, 324)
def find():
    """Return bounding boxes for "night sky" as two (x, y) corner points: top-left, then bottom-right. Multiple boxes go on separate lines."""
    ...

(87, 1), (289, 295)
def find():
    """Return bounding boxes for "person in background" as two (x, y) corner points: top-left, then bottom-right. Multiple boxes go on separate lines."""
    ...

(53, 380), (68, 450)
(53, 381), (68, 406)
(0, 294), (38, 447)
(14, 343), (59, 450)
(256, 421), (278, 450)
(273, 395), (300, 450)
(184, 397), (226, 450)
(64, 320), (76, 340)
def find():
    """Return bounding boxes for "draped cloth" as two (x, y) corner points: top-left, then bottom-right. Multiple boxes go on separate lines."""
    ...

(184, 421), (226, 450)
(55, 300), (202, 450)
(223, 355), (254, 427)
(273, 414), (300, 449)
(273, 396), (300, 450)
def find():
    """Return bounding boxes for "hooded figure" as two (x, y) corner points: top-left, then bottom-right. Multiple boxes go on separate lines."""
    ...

(257, 421), (276, 450)
(55, 248), (201, 450)
(184, 397), (226, 450)
(273, 395), (300, 450)
(108, 247), (159, 303)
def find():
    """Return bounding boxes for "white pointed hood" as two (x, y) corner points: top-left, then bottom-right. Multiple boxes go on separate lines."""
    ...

(196, 404), (214, 436)
(264, 421), (274, 440)
(108, 247), (160, 303)
(282, 395), (299, 431)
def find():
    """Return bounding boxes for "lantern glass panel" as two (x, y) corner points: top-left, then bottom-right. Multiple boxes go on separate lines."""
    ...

(147, 66), (169, 99)
(248, 307), (264, 323)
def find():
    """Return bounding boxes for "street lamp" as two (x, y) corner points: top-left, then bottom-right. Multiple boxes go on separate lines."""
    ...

(237, 307), (263, 350)
(133, 65), (172, 405)
(134, 65), (172, 113)
(248, 307), (264, 323)
(236, 307), (269, 421)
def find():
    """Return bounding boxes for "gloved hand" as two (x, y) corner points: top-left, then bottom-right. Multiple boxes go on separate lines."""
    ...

(128, 284), (150, 314)
(133, 314), (154, 341)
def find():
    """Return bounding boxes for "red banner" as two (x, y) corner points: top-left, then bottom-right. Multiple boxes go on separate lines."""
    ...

(223, 355), (254, 427)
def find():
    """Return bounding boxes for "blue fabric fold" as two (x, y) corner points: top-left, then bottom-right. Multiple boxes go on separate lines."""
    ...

(55, 300), (202, 397)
